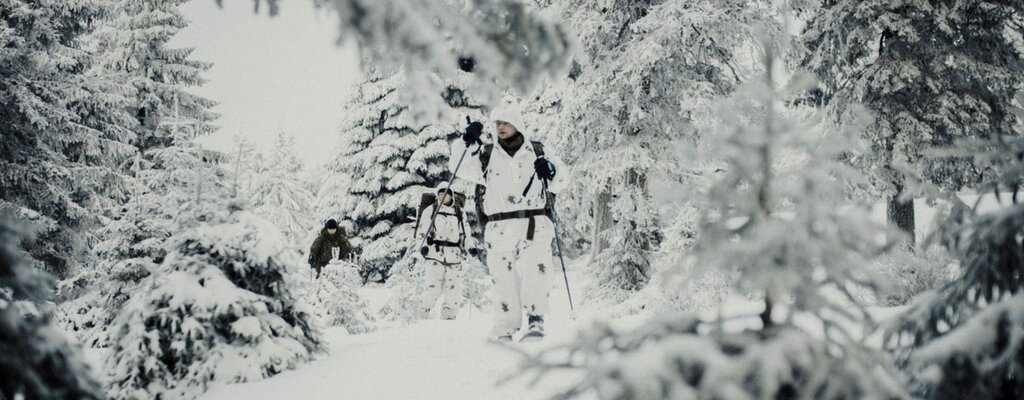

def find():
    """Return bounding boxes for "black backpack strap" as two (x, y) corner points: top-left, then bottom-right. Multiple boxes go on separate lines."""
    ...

(454, 205), (466, 246)
(413, 207), (425, 240)
(479, 144), (494, 178)
(474, 184), (487, 224)
(531, 141), (544, 157)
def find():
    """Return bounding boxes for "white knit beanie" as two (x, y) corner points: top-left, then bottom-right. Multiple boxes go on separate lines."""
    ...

(490, 104), (527, 134)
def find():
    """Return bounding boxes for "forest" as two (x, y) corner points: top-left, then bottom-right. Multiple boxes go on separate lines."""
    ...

(1, 0), (1023, 399)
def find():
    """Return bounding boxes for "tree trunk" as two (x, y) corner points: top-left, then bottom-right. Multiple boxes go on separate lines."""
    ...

(625, 168), (651, 252)
(877, 28), (916, 247)
(760, 296), (774, 330)
(887, 182), (916, 248)
(591, 182), (613, 260)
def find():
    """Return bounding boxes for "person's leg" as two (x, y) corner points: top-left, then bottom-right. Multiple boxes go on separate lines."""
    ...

(417, 260), (445, 318)
(487, 249), (521, 337)
(315, 265), (323, 279)
(515, 239), (553, 318)
(440, 263), (465, 320)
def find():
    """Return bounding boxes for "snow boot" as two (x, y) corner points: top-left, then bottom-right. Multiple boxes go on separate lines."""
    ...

(520, 315), (545, 342)
(440, 306), (457, 320)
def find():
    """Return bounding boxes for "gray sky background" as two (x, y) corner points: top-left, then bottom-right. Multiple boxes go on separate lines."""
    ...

(169, 0), (362, 168)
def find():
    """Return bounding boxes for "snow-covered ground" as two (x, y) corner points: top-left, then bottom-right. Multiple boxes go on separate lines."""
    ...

(199, 263), (620, 400)
(194, 262), (914, 400)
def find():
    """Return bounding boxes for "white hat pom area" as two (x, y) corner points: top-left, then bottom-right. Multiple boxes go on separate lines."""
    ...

(489, 104), (527, 134)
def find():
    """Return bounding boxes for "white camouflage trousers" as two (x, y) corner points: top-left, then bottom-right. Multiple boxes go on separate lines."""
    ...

(418, 260), (465, 319)
(486, 218), (555, 336)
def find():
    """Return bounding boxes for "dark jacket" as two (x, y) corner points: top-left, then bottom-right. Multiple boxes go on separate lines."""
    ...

(309, 227), (352, 267)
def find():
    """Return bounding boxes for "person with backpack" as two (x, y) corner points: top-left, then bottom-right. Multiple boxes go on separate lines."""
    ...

(449, 103), (569, 342)
(308, 219), (352, 279)
(414, 184), (470, 320)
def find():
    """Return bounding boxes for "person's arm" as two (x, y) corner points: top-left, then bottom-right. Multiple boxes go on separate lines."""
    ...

(309, 235), (324, 265)
(413, 207), (434, 257)
(450, 140), (485, 185)
(339, 228), (353, 257)
(545, 155), (571, 194)
(459, 207), (475, 249)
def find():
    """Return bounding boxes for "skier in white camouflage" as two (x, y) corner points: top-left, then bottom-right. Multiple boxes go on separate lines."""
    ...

(414, 183), (470, 320)
(450, 103), (569, 342)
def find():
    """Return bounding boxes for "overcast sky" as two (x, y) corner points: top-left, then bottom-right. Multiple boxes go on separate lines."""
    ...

(169, 0), (362, 168)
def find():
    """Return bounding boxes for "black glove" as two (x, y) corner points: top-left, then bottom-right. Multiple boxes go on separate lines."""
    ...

(462, 119), (483, 146)
(534, 157), (556, 180)
(468, 248), (479, 257)
(420, 246), (429, 257)
(307, 256), (314, 267)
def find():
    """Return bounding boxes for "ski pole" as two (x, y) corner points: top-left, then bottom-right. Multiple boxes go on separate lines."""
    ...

(543, 180), (575, 315)
(466, 249), (476, 320)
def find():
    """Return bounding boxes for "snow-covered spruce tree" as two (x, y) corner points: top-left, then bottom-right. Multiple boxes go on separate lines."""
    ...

(0, 210), (104, 400)
(800, 0), (1024, 246)
(886, 110), (1024, 397)
(0, 0), (137, 278)
(56, 181), (165, 347)
(518, 32), (907, 399)
(58, 98), (224, 348)
(57, 0), (220, 345)
(329, 68), (443, 282)
(315, 158), (355, 239)
(106, 199), (324, 400)
(525, 0), (778, 301)
(250, 131), (315, 247)
(95, 0), (218, 148)
(225, 134), (259, 198)
(304, 261), (376, 334)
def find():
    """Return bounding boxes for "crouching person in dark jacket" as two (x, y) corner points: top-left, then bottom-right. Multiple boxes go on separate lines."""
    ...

(308, 219), (352, 279)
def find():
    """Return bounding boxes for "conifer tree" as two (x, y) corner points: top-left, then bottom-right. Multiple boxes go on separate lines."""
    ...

(885, 12), (1024, 391)
(1, 0), (138, 277)
(1, 210), (104, 400)
(519, 28), (907, 399)
(59, 97), (224, 347)
(106, 200), (324, 400)
(57, 0), (222, 345)
(251, 131), (315, 247)
(800, 0), (1024, 246)
(528, 0), (778, 300)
